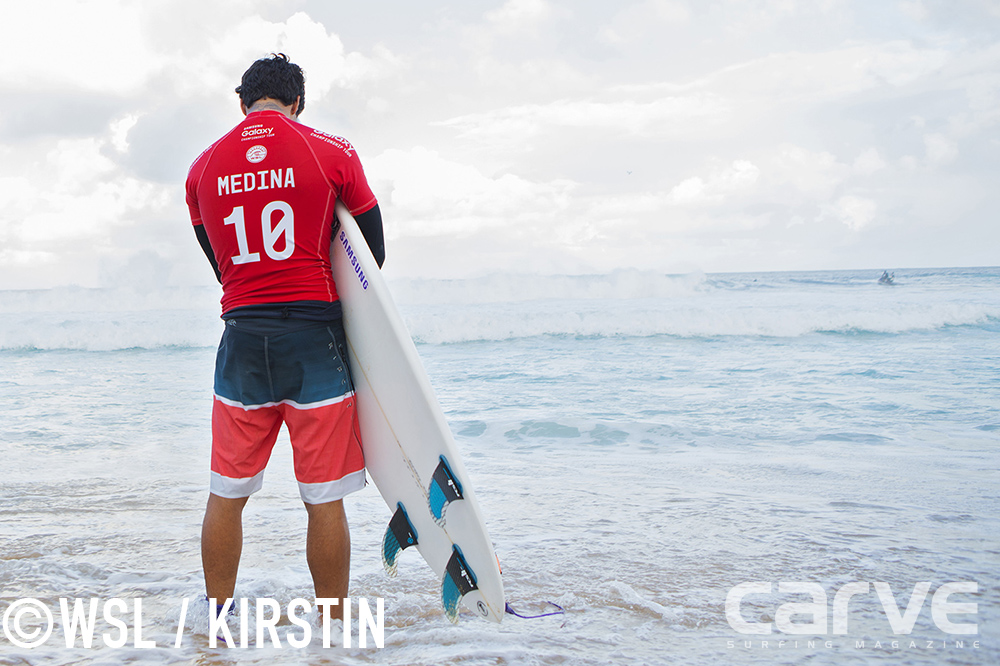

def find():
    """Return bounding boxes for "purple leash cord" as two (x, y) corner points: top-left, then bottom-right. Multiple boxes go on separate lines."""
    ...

(504, 601), (565, 619)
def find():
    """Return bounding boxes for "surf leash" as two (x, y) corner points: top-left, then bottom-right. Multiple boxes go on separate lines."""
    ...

(504, 600), (565, 619)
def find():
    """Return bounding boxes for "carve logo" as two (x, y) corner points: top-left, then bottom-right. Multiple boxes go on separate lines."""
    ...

(725, 581), (978, 636)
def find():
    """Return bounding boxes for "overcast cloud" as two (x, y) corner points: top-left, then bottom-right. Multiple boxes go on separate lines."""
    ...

(1, 0), (998, 289)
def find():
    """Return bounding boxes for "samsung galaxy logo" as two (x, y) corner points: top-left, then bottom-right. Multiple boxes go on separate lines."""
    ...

(311, 131), (355, 157)
(241, 124), (274, 139)
(339, 230), (369, 290)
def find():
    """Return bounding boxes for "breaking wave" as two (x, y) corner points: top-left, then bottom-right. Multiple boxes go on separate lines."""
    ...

(1, 268), (997, 350)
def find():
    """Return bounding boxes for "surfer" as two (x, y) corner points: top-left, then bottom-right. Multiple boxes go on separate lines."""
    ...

(185, 53), (385, 617)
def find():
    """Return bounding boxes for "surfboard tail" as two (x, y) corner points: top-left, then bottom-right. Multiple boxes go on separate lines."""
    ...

(381, 503), (419, 577)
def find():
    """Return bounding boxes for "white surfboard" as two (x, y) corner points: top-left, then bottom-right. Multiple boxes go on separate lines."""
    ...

(330, 201), (505, 623)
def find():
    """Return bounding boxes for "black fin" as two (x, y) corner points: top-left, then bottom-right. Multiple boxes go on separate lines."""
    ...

(381, 503), (419, 576)
(429, 456), (464, 524)
(441, 546), (479, 623)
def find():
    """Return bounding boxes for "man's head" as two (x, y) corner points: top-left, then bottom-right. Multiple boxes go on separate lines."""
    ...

(235, 53), (305, 116)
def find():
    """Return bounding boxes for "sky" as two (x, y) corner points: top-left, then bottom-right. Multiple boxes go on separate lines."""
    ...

(1, 0), (999, 289)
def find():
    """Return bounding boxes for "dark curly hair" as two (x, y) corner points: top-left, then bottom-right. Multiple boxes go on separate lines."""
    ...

(235, 53), (306, 115)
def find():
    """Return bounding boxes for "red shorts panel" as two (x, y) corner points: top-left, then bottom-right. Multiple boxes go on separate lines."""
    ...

(211, 396), (365, 502)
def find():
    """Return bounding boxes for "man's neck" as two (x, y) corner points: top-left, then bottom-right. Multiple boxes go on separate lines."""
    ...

(246, 98), (295, 118)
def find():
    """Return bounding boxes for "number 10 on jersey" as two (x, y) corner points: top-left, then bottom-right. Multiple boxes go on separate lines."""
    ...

(224, 201), (295, 265)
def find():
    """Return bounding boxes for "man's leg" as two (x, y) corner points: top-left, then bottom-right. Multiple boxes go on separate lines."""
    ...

(304, 499), (351, 600)
(201, 493), (250, 602)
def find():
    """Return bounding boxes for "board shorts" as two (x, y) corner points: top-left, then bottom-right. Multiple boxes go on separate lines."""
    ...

(210, 316), (365, 504)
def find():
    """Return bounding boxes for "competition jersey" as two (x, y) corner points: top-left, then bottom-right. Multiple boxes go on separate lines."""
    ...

(186, 110), (377, 314)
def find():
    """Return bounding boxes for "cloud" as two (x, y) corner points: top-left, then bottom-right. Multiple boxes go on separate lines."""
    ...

(853, 148), (887, 175)
(437, 93), (732, 143)
(758, 145), (852, 200)
(898, 0), (930, 21)
(924, 133), (958, 164)
(895, 132), (960, 171)
(668, 160), (760, 205)
(4, 138), (169, 243)
(692, 41), (951, 103)
(0, 90), (126, 142)
(161, 11), (401, 104)
(486, 0), (553, 31)
(368, 146), (576, 237)
(832, 195), (878, 230)
(598, 0), (691, 45)
(228, 13), (399, 96)
(435, 37), (954, 168)
(120, 104), (228, 184)
(110, 115), (140, 153)
(0, 1), (159, 94)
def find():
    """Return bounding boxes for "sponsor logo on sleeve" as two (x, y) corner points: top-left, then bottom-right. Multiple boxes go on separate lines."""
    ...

(310, 130), (356, 157)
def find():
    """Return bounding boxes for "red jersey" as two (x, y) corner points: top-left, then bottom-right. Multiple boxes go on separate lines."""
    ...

(186, 110), (377, 314)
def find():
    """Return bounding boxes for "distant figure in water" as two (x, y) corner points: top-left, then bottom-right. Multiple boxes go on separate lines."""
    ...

(879, 270), (895, 285)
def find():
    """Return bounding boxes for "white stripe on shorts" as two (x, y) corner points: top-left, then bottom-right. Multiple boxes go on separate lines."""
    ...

(298, 470), (367, 504)
(210, 470), (265, 498)
(213, 392), (354, 411)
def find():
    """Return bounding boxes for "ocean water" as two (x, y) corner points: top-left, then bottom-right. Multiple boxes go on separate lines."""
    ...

(1, 267), (998, 665)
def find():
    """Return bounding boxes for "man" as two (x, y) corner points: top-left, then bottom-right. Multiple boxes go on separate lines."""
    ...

(185, 53), (385, 613)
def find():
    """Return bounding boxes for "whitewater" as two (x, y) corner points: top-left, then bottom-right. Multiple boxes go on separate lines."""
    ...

(1, 267), (998, 665)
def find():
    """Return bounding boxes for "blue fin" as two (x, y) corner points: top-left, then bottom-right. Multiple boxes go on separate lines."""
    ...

(441, 546), (479, 623)
(382, 503), (418, 576)
(429, 456), (464, 524)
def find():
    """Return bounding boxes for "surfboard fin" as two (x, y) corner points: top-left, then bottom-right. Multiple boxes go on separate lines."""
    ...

(429, 456), (464, 524)
(441, 546), (479, 623)
(382, 503), (419, 577)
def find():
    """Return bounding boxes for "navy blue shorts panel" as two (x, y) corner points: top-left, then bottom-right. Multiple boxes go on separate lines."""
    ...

(214, 319), (353, 407)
